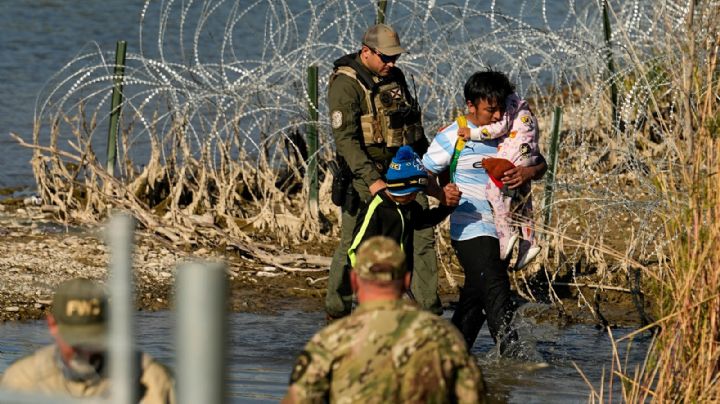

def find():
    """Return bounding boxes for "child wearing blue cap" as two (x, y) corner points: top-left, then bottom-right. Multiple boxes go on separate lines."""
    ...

(346, 146), (457, 295)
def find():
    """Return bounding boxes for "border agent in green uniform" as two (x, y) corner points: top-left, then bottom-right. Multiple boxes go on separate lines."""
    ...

(326, 24), (444, 319)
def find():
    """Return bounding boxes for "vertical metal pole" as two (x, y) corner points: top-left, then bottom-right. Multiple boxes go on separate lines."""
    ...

(108, 213), (138, 404)
(177, 262), (228, 404)
(106, 41), (127, 176)
(307, 65), (319, 216)
(602, 1), (618, 131)
(376, 0), (388, 24)
(542, 107), (563, 238)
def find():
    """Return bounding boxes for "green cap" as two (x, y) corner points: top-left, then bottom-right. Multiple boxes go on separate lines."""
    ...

(362, 24), (406, 56)
(51, 278), (108, 348)
(354, 236), (407, 281)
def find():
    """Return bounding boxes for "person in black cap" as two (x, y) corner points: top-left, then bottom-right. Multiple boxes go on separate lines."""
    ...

(326, 23), (461, 320)
(0, 278), (175, 403)
(342, 146), (459, 308)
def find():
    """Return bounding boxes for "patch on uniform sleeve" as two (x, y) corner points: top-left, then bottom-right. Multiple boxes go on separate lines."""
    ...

(289, 351), (312, 384)
(331, 110), (343, 129)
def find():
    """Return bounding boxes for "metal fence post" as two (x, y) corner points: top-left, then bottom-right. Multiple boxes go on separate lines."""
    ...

(106, 41), (127, 176)
(602, 1), (619, 131)
(542, 107), (563, 238)
(307, 65), (319, 216)
(176, 262), (228, 404)
(376, 1), (388, 24)
(107, 214), (138, 404)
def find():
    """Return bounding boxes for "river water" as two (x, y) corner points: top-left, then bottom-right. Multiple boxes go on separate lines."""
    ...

(0, 307), (650, 402)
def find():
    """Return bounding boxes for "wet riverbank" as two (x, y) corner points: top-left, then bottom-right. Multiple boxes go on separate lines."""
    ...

(0, 198), (327, 322)
(0, 308), (652, 403)
(0, 197), (645, 327)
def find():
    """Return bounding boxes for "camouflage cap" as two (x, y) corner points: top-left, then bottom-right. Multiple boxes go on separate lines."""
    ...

(362, 24), (406, 56)
(354, 236), (407, 281)
(51, 278), (108, 348)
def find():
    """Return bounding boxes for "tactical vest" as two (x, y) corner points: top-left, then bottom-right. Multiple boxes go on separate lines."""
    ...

(331, 63), (424, 148)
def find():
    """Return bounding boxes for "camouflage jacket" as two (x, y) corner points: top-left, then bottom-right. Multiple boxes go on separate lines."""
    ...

(287, 300), (486, 403)
(0, 345), (175, 404)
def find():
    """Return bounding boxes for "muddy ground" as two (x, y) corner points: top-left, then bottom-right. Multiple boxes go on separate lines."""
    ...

(0, 200), (648, 329)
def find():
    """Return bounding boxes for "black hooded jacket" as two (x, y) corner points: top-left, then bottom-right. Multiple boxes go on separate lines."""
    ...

(347, 193), (453, 270)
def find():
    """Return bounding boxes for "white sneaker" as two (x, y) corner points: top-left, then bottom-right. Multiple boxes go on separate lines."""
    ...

(501, 234), (519, 261)
(515, 246), (541, 270)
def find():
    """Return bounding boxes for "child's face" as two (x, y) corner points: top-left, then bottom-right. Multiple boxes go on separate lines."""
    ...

(467, 98), (504, 126)
(389, 192), (417, 204)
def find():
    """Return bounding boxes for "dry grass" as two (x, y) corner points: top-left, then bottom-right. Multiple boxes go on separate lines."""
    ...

(575, 0), (720, 401)
(12, 112), (338, 271)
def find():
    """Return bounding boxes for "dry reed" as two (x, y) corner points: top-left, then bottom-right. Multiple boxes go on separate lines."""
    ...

(576, 0), (720, 401)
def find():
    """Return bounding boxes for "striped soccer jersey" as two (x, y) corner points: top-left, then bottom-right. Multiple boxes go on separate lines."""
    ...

(422, 121), (499, 241)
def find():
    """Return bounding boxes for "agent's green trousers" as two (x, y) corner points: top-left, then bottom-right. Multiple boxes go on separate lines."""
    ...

(325, 191), (442, 318)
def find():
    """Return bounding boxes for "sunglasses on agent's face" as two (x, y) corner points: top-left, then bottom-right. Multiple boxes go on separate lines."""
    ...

(368, 46), (400, 64)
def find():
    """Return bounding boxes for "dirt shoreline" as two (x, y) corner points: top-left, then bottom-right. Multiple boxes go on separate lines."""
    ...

(0, 202), (645, 328)
(0, 201), (327, 321)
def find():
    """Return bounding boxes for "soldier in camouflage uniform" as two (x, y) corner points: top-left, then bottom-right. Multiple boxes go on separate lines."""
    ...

(326, 23), (460, 319)
(284, 236), (486, 404)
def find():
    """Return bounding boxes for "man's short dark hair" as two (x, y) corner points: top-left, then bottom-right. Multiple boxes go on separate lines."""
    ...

(463, 70), (516, 106)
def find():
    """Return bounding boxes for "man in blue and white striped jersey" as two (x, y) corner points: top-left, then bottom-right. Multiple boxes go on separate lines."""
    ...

(422, 71), (547, 355)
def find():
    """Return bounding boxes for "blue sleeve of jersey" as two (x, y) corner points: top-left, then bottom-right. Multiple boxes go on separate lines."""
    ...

(422, 125), (457, 174)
